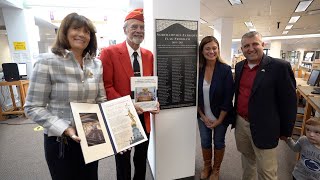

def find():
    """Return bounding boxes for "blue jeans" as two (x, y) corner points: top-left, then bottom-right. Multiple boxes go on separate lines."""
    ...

(198, 118), (227, 149)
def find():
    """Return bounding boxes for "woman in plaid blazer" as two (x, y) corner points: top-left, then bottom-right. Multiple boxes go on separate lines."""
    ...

(24, 13), (106, 180)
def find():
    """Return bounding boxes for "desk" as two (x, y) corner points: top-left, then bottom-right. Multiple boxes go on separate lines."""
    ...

(296, 86), (320, 135)
(304, 96), (320, 122)
(308, 97), (320, 113)
(295, 78), (308, 86)
(296, 86), (315, 100)
(0, 80), (29, 120)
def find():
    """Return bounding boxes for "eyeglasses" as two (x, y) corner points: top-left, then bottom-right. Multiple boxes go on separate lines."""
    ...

(129, 24), (145, 31)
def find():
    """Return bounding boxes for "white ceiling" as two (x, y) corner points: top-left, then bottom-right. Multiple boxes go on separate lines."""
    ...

(200, 0), (320, 38)
(1, 0), (320, 49)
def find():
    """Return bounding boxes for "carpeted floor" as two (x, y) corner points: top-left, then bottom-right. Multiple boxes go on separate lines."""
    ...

(0, 116), (296, 180)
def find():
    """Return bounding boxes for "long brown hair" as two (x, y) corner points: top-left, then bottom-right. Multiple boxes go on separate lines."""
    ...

(51, 13), (97, 57)
(199, 36), (226, 69)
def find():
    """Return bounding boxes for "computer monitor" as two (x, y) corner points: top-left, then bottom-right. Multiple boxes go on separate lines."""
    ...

(307, 69), (320, 86)
(2, 63), (20, 82)
(304, 52), (314, 61)
(18, 63), (27, 78)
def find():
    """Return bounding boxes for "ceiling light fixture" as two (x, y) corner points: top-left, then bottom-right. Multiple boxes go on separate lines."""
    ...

(249, 28), (256, 31)
(200, 18), (208, 24)
(232, 33), (320, 42)
(288, 16), (300, 24)
(228, 0), (243, 6)
(285, 25), (294, 30)
(282, 31), (289, 34)
(295, 0), (313, 12)
(208, 25), (214, 29)
(244, 21), (254, 27)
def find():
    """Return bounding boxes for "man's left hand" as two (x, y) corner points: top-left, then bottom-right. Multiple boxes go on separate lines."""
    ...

(150, 102), (160, 114)
(134, 104), (144, 114)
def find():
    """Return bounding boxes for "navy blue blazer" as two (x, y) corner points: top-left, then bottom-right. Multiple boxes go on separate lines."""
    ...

(234, 55), (297, 149)
(198, 61), (235, 126)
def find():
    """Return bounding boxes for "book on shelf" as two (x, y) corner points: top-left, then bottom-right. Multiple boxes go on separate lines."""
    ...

(70, 95), (148, 164)
(130, 76), (158, 111)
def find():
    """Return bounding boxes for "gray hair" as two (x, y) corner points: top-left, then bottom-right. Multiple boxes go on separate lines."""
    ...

(123, 21), (128, 29)
(241, 31), (263, 44)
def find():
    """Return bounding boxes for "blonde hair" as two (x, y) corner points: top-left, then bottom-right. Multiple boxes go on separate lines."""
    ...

(305, 117), (320, 128)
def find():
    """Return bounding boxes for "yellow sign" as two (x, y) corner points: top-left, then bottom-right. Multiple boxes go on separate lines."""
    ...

(34, 126), (44, 131)
(13, 42), (27, 51)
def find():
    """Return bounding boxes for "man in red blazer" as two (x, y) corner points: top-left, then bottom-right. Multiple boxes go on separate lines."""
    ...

(100, 8), (159, 180)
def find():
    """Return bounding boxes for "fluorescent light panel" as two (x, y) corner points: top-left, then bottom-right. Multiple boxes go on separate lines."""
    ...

(200, 18), (208, 24)
(295, 0), (313, 12)
(228, 0), (243, 6)
(282, 31), (289, 34)
(285, 25), (293, 30)
(288, 16), (300, 24)
(232, 33), (320, 42)
(244, 21), (254, 27)
(249, 28), (256, 31)
(208, 26), (214, 29)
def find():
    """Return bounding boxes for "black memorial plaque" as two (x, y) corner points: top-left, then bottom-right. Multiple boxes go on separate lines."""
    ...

(156, 19), (198, 109)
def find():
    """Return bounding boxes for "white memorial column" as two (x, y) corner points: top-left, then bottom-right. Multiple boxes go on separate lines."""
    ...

(269, 40), (282, 59)
(2, 7), (39, 77)
(144, 0), (199, 179)
(213, 18), (233, 64)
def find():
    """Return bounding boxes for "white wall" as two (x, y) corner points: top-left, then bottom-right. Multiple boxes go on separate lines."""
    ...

(0, 9), (12, 72)
(0, 34), (12, 68)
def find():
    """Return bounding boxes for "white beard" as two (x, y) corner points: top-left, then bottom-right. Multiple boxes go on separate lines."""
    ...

(129, 36), (144, 45)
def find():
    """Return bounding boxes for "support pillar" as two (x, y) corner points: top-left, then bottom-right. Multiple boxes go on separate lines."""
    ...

(269, 40), (282, 59)
(144, 0), (199, 179)
(213, 18), (233, 64)
(2, 7), (39, 77)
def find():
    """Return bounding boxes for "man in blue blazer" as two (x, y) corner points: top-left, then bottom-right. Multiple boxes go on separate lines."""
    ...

(234, 31), (296, 180)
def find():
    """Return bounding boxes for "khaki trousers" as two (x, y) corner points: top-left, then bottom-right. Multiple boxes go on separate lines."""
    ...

(235, 115), (278, 180)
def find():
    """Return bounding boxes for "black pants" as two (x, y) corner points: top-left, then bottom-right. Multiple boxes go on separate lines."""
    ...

(115, 114), (150, 180)
(44, 134), (98, 180)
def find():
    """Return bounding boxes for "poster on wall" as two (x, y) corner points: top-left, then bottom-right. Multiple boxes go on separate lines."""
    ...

(156, 19), (198, 109)
(13, 42), (26, 51)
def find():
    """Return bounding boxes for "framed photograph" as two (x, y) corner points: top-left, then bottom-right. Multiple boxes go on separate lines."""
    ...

(131, 76), (158, 111)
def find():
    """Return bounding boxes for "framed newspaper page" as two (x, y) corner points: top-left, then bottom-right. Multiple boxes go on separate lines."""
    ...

(70, 95), (148, 164)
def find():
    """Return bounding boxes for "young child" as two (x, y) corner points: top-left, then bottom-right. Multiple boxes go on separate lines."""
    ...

(286, 117), (320, 180)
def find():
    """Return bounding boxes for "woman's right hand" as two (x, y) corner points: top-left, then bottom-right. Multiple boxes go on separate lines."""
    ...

(202, 116), (213, 127)
(64, 127), (81, 143)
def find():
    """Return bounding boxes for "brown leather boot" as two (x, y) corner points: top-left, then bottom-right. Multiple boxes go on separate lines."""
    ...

(200, 148), (212, 179)
(210, 148), (225, 180)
